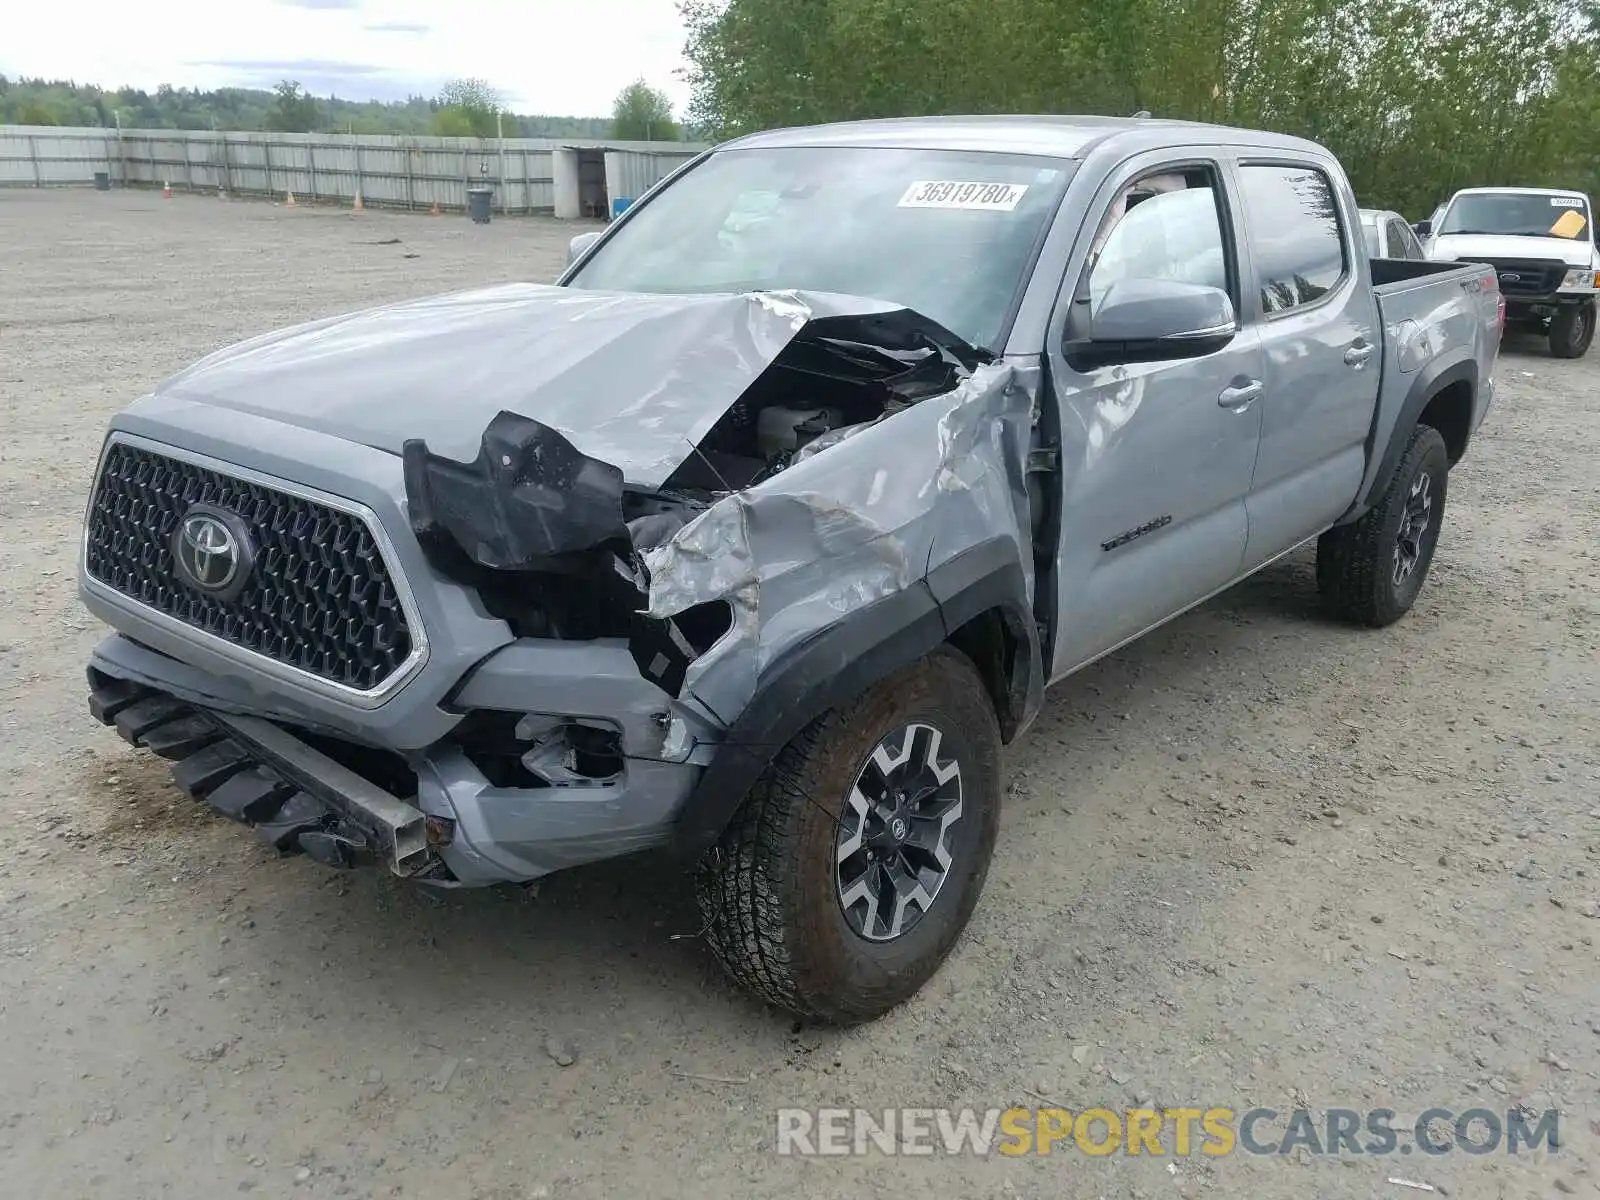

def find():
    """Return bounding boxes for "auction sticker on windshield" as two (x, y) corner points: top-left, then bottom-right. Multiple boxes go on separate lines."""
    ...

(898, 181), (1029, 211)
(1549, 196), (1583, 207)
(1549, 209), (1586, 239)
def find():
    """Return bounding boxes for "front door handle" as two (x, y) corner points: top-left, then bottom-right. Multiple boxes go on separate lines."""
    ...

(1218, 379), (1263, 410)
(1344, 340), (1375, 367)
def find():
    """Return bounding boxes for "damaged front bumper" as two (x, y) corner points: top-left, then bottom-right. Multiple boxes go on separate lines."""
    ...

(91, 666), (436, 872)
(87, 633), (711, 884)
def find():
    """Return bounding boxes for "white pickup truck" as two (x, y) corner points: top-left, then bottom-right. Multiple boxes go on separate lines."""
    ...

(1418, 186), (1598, 358)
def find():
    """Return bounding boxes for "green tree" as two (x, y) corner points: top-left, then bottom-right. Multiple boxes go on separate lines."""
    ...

(432, 77), (502, 137)
(610, 78), (679, 140)
(265, 81), (319, 132)
(679, 0), (1600, 214)
(15, 99), (61, 125)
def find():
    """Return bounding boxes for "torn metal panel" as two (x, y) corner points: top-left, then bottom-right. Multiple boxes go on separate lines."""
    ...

(393, 291), (1004, 719)
(644, 360), (1040, 725)
(155, 283), (938, 488)
(385, 286), (1029, 740)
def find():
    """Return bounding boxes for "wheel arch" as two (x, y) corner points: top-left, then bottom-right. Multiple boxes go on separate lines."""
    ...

(1340, 356), (1477, 526)
(670, 538), (1043, 860)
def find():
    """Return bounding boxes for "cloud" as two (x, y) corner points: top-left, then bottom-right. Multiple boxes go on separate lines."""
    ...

(192, 57), (438, 102)
(199, 57), (386, 75)
(14, 0), (693, 117)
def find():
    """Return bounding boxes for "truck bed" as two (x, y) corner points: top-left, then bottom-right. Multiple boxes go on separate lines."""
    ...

(1350, 257), (1500, 518)
(1369, 257), (1474, 290)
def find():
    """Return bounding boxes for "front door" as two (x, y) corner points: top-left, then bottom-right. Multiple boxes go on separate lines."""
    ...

(1045, 158), (1266, 676)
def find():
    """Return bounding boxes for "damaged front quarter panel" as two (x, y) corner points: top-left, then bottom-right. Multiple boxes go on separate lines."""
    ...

(402, 290), (1041, 771)
(644, 354), (1041, 727)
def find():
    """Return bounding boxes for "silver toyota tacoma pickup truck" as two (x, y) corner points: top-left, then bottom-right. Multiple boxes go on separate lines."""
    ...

(80, 116), (1502, 1023)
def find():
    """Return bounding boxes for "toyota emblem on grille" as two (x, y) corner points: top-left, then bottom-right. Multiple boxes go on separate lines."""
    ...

(171, 506), (256, 601)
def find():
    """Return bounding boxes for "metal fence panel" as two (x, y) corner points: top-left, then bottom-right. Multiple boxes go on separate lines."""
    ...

(605, 149), (701, 209)
(0, 125), (701, 212)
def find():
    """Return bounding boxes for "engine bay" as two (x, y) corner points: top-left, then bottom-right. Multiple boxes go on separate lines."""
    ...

(658, 318), (976, 496)
(400, 304), (984, 697)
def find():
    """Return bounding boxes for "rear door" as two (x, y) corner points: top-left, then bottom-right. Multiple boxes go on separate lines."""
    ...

(1043, 151), (1266, 676)
(1232, 159), (1380, 569)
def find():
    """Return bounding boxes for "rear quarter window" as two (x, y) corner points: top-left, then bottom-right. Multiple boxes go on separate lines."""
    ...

(1239, 165), (1347, 313)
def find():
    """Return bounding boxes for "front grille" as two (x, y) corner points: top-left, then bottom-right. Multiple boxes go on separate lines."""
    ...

(1472, 259), (1567, 298)
(85, 442), (415, 693)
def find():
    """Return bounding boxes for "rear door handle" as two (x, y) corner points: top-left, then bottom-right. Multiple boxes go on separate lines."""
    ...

(1344, 341), (1375, 367)
(1218, 379), (1263, 410)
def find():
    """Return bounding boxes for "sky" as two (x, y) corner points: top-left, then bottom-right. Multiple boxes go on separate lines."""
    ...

(4, 0), (695, 117)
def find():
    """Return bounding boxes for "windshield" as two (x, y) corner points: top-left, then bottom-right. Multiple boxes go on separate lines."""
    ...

(1437, 192), (1592, 241)
(565, 146), (1075, 351)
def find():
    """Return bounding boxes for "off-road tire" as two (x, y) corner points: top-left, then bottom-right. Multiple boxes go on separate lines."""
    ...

(1316, 424), (1449, 627)
(1549, 302), (1595, 359)
(694, 648), (1001, 1024)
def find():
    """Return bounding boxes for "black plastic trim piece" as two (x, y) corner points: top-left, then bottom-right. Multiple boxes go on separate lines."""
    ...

(87, 667), (423, 872)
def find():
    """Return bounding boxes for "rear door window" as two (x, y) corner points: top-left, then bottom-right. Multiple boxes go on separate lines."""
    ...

(1239, 165), (1348, 313)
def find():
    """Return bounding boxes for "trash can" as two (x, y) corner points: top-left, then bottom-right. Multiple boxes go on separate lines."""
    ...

(93, 171), (111, 192)
(611, 196), (634, 221)
(467, 186), (493, 225)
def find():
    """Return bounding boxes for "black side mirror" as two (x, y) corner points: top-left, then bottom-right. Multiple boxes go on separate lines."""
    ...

(1413, 220), (1432, 240)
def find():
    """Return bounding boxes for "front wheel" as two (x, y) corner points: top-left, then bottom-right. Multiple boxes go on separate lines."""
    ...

(694, 648), (1002, 1024)
(1549, 302), (1595, 359)
(1316, 424), (1449, 627)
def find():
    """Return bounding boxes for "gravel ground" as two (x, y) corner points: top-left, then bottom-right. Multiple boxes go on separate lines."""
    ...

(1, 188), (1597, 1200)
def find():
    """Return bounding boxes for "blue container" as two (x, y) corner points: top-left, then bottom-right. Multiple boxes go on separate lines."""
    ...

(611, 196), (634, 220)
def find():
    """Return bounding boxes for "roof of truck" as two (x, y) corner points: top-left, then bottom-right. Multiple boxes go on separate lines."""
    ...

(718, 114), (1330, 160)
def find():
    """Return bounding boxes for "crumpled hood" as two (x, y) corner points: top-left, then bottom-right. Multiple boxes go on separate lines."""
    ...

(1430, 233), (1596, 269)
(153, 283), (914, 488)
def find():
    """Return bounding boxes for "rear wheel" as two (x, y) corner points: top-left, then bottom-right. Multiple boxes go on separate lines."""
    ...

(1316, 424), (1449, 627)
(694, 648), (1001, 1024)
(1549, 301), (1595, 359)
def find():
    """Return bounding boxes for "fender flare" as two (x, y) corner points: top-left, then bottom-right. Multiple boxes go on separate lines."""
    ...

(670, 538), (1043, 859)
(1339, 356), (1477, 525)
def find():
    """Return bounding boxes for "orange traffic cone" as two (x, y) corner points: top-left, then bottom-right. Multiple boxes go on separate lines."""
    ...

(162, 181), (172, 199)
(285, 189), (296, 207)
(352, 191), (364, 213)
